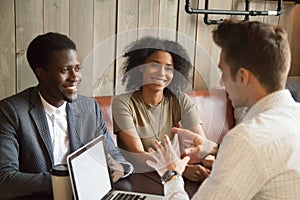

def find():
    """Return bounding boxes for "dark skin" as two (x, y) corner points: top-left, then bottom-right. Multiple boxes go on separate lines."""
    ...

(117, 50), (210, 181)
(34, 49), (125, 182)
(34, 49), (82, 108)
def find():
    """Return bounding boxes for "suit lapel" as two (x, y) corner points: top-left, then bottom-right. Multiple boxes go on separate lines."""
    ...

(29, 87), (54, 164)
(66, 102), (83, 152)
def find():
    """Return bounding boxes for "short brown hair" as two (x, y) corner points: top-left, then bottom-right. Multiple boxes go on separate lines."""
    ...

(213, 20), (291, 92)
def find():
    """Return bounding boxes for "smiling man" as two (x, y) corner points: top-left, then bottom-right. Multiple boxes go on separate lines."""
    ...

(0, 32), (133, 199)
(147, 20), (300, 199)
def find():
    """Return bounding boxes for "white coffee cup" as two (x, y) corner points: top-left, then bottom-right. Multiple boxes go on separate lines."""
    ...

(50, 164), (72, 200)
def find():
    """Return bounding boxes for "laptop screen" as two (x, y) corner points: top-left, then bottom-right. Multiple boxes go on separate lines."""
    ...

(67, 136), (113, 200)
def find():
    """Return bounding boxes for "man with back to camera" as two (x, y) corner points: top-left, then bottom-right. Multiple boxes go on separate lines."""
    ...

(0, 32), (133, 199)
(146, 20), (300, 199)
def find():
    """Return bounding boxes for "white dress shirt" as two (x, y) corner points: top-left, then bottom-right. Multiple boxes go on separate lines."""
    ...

(164, 90), (300, 199)
(40, 94), (70, 165)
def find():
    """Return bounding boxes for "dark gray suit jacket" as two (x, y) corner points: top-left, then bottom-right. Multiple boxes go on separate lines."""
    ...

(0, 87), (132, 199)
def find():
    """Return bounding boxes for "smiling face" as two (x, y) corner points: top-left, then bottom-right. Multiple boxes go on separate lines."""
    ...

(37, 49), (81, 107)
(142, 50), (174, 93)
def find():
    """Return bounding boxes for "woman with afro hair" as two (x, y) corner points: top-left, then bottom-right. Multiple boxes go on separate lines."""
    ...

(112, 37), (210, 181)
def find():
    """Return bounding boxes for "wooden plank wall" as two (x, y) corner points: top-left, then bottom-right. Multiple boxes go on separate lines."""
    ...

(0, 0), (299, 99)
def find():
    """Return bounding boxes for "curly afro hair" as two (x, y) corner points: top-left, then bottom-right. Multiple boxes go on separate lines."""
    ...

(121, 37), (193, 94)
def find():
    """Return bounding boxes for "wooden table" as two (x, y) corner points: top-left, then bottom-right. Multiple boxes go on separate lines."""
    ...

(114, 171), (201, 198)
(114, 172), (163, 195)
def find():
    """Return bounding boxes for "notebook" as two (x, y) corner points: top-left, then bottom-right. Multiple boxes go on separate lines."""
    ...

(67, 136), (164, 200)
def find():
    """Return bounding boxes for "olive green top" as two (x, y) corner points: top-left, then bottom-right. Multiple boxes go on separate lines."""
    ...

(112, 90), (202, 150)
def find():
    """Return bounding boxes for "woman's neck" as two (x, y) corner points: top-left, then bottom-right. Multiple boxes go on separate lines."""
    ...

(141, 87), (164, 106)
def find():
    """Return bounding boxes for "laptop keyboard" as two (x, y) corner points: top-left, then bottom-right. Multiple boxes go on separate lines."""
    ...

(106, 192), (147, 200)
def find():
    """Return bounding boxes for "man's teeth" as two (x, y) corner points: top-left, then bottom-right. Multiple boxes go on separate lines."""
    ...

(66, 85), (77, 89)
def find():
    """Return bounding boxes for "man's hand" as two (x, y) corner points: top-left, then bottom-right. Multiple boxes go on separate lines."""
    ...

(146, 135), (190, 177)
(183, 164), (211, 182)
(107, 154), (124, 183)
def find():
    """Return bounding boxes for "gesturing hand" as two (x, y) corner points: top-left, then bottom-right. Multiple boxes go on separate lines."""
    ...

(173, 127), (218, 160)
(173, 127), (205, 156)
(107, 154), (124, 183)
(146, 135), (190, 177)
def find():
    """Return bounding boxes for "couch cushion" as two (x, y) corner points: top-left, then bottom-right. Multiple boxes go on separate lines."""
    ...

(94, 95), (114, 139)
(186, 89), (234, 143)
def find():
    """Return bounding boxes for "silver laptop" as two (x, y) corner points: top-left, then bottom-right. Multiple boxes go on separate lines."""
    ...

(67, 136), (164, 200)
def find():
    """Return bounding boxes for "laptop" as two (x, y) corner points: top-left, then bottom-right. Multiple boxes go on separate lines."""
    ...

(67, 136), (164, 200)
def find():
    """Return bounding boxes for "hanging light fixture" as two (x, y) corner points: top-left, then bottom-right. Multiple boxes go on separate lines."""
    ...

(185, 0), (298, 25)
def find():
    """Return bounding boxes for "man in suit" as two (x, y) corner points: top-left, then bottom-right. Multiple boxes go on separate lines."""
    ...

(0, 32), (133, 199)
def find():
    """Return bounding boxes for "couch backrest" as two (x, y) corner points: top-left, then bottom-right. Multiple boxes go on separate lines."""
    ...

(94, 89), (235, 144)
(186, 89), (234, 143)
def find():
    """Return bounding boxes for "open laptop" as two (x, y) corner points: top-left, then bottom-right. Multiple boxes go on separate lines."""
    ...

(67, 136), (164, 200)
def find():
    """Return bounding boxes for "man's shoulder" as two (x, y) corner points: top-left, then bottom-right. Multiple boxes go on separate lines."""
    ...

(68, 95), (100, 117)
(77, 94), (94, 101)
(73, 95), (97, 106)
(0, 87), (36, 105)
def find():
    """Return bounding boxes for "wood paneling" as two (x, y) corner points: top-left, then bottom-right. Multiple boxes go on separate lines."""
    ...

(70, 0), (94, 96)
(92, 0), (117, 96)
(0, 0), (15, 99)
(15, 0), (43, 92)
(194, 0), (232, 90)
(279, 3), (295, 45)
(177, 0), (198, 89)
(44, 0), (70, 34)
(290, 6), (300, 75)
(0, 0), (299, 99)
(264, 0), (280, 24)
(138, 0), (159, 38)
(115, 0), (139, 94)
(158, 0), (178, 40)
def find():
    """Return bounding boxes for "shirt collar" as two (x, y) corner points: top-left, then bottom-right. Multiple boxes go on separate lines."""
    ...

(39, 93), (67, 116)
(243, 89), (295, 122)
